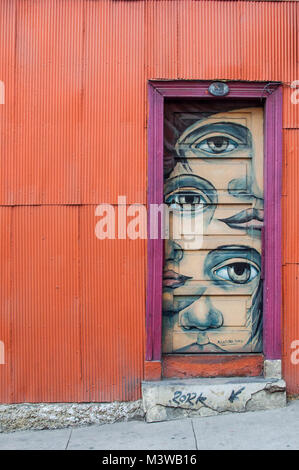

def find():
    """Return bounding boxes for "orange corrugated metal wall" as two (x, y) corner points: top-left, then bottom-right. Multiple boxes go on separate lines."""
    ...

(0, 0), (298, 402)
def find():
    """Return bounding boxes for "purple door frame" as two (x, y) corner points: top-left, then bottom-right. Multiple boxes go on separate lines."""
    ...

(146, 80), (282, 364)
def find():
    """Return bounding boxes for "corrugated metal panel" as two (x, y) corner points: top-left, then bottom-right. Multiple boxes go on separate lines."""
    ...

(0, 204), (146, 403)
(0, 0), (16, 206)
(0, 0), (146, 206)
(0, 0), (14, 401)
(146, 0), (178, 79)
(1, 2), (299, 205)
(8, 0), (84, 205)
(81, 0), (146, 204)
(9, 206), (81, 402)
(178, 0), (298, 82)
(0, 0), (299, 401)
(282, 130), (299, 263)
(0, 207), (12, 403)
(283, 85), (299, 129)
(80, 206), (145, 402)
(282, 264), (299, 395)
(282, 129), (299, 395)
(178, 0), (242, 79)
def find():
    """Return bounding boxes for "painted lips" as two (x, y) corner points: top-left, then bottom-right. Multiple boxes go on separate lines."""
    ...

(163, 269), (192, 288)
(220, 208), (264, 230)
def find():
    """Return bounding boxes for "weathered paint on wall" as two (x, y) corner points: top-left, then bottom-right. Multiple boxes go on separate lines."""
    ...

(0, 0), (298, 401)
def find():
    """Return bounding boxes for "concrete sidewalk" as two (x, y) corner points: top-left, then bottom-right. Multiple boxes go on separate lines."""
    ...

(0, 399), (298, 450)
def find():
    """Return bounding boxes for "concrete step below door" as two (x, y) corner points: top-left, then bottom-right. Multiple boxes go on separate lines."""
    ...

(142, 377), (286, 423)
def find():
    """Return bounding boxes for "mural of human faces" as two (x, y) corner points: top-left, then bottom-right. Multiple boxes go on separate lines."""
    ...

(163, 106), (264, 353)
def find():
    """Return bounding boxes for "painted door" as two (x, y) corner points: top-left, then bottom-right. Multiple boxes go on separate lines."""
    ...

(162, 102), (263, 354)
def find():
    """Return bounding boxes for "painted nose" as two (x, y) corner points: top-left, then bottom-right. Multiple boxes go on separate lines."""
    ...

(228, 175), (263, 202)
(164, 240), (183, 263)
(179, 296), (223, 330)
(227, 176), (249, 198)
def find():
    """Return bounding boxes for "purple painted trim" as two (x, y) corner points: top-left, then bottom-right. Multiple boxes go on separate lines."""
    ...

(151, 80), (279, 98)
(146, 85), (164, 360)
(146, 81), (282, 362)
(263, 87), (283, 359)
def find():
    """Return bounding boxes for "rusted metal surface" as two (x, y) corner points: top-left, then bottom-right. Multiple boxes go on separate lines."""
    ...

(282, 264), (299, 395)
(0, 205), (145, 403)
(282, 129), (299, 394)
(0, 0), (298, 402)
(162, 355), (264, 379)
(283, 86), (299, 129)
(79, 206), (145, 402)
(282, 130), (299, 262)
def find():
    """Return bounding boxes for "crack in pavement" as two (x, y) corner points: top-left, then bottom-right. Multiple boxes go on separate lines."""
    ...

(65, 428), (73, 450)
(191, 420), (198, 450)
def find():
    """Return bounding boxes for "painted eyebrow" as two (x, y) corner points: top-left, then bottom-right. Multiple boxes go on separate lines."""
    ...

(204, 245), (261, 275)
(178, 122), (252, 146)
(164, 174), (218, 204)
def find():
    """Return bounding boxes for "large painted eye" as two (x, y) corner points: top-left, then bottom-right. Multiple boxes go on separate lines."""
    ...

(194, 136), (238, 154)
(165, 190), (210, 212)
(214, 261), (259, 284)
